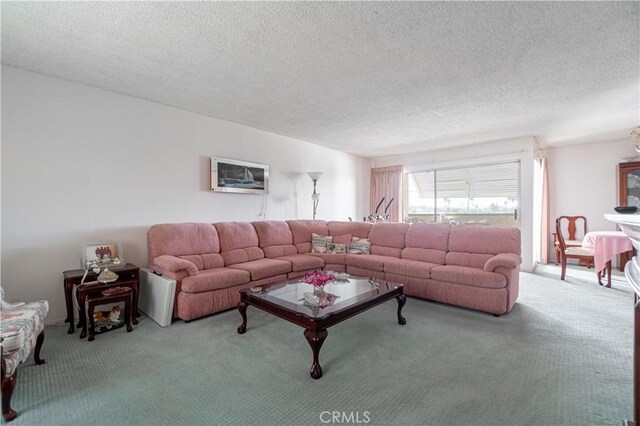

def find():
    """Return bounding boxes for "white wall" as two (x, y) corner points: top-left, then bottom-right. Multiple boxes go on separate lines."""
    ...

(373, 137), (536, 271)
(546, 138), (636, 264)
(1, 66), (371, 321)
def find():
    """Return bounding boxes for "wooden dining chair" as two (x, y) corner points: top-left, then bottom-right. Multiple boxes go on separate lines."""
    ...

(556, 218), (598, 281)
(553, 216), (590, 267)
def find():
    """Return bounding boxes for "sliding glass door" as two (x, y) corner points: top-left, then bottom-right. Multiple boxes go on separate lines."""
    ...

(404, 161), (520, 228)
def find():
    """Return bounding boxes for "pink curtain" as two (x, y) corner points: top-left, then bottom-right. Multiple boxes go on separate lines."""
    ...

(370, 165), (403, 222)
(540, 157), (550, 263)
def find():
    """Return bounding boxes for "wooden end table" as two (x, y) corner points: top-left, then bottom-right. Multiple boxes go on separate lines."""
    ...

(63, 263), (140, 337)
(87, 287), (133, 341)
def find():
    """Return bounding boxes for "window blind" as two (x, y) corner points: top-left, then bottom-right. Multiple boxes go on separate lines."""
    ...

(434, 162), (519, 200)
(405, 161), (520, 222)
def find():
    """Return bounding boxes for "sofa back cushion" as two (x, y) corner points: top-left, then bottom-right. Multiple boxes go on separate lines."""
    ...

(349, 237), (371, 255)
(368, 223), (409, 258)
(252, 221), (298, 258)
(214, 222), (265, 266)
(402, 223), (450, 264)
(177, 254), (225, 270)
(448, 225), (521, 255)
(286, 220), (329, 253)
(148, 223), (220, 261)
(328, 221), (372, 239)
(446, 225), (521, 268)
(405, 223), (450, 250)
(311, 233), (333, 253)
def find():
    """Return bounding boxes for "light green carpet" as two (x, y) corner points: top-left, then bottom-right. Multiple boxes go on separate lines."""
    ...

(4, 269), (633, 425)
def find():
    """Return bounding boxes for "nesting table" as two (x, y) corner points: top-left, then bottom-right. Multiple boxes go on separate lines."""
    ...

(62, 263), (140, 338)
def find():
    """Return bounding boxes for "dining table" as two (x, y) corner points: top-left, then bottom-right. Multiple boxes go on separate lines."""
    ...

(582, 231), (633, 287)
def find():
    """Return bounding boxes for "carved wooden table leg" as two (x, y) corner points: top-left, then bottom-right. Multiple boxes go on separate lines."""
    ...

(76, 306), (83, 328)
(131, 283), (140, 324)
(2, 370), (17, 422)
(34, 331), (45, 365)
(88, 303), (96, 342)
(79, 290), (88, 339)
(125, 297), (133, 333)
(304, 329), (328, 380)
(64, 280), (74, 334)
(237, 301), (248, 334)
(396, 294), (407, 325)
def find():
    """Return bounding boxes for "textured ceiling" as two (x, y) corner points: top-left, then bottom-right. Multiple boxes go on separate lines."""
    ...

(2, 2), (638, 158)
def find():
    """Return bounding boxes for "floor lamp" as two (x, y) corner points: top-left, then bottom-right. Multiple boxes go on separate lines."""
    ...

(307, 172), (323, 220)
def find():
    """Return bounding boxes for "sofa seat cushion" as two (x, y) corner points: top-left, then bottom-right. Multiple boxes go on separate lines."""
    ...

(346, 254), (393, 272)
(181, 268), (251, 293)
(309, 253), (347, 265)
(430, 265), (507, 289)
(228, 258), (292, 281)
(384, 259), (440, 279)
(275, 254), (324, 272)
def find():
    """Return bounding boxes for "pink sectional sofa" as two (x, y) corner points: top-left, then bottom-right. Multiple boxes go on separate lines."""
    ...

(147, 220), (521, 321)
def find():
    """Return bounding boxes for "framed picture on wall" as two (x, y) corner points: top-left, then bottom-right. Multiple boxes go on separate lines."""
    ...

(211, 157), (269, 195)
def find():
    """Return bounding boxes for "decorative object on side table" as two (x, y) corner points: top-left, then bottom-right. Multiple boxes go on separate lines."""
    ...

(96, 267), (118, 284)
(81, 241), (124, 270)
(307, 172), (323, 220)
(81, 241), (125, 284)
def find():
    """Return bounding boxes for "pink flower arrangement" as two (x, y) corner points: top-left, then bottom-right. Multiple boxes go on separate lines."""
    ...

(302, 271), (336, 287)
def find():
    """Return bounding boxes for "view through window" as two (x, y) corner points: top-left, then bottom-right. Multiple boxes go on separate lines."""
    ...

(404, 161), (520, 227)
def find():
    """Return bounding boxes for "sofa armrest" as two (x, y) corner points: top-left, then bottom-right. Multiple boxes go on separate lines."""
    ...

(152, 255), (198, 276)
(484, 253), (522, 272)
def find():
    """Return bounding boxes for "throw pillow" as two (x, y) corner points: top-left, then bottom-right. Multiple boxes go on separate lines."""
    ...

(349, 237), (371, 255)
(331, 234), (352, 253)
(327, 243), (347, 254)
(311, 233), (332, 253)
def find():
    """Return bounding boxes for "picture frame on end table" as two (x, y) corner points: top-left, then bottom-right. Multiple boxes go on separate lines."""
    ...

(81, 241), (125, 270)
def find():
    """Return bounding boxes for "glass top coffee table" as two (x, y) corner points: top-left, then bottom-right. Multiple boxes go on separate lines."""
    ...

(237, 275), (406, 379)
